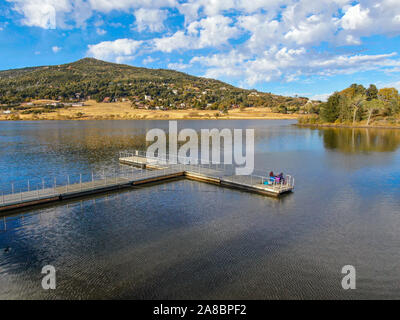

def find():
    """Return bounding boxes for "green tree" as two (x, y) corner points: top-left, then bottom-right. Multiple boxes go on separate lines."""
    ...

(320, 93), (340, 122)
(350, 83), (366, 96)
(366, 84), (378, 101)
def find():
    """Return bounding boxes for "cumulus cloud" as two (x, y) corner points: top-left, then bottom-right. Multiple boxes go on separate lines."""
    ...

(87, 38), (143, 63)
(153, 15), (239, 52)
(8, 0), (400, 87)
(191, 49), (400, 86)
(182, 0), (400, 85)
(7, 0), (176, 29)
(134, 8), (168, 32)
(7, 0), (92, 29)
(309, 93), (332, 102)
(87, 0), (176, 13)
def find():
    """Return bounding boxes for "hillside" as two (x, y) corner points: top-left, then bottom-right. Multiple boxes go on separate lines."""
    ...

(0, 58), (310, 115)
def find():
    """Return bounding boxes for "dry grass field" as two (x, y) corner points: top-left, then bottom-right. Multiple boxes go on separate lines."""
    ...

(1, 100), (299, 121)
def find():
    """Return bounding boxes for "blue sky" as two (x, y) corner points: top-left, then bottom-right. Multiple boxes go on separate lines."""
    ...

(1, 0), (400, 100)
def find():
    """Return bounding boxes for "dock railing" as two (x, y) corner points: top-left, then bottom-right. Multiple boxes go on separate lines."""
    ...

(119, 150), (295, 191)
(0, 164), (183, 208)
(1, 150), (294, 208)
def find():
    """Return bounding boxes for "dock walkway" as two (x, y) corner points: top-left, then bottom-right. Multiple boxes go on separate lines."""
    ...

(1, 150), (294, 214)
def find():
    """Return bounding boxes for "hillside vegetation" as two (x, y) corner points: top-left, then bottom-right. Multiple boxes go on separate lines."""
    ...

(299, 84), (400, 127)
(0, 58), (309, 116)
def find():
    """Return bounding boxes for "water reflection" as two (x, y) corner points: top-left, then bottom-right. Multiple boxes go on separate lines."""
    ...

(319, 128), (400, 153)
(1, 121), (400, 299)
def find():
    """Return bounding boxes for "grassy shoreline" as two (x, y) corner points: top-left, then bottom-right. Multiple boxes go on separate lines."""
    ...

(0, 100), (299, 121)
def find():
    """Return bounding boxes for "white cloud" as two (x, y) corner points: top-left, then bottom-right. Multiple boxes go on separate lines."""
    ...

(153, 31), (194, 52)
(52, 46), (61, 53)
(134, 8), (167, 32)
(8, 0), (400, 88)
(88, 0), (176, 13)
(191, 48), (400, 86)
(87, 38), (143, 63)
(8, 0), (92, 29)
(341, 4), (371, 30)
(179, 0), (400, 85)
(284, 14), (337, 46)
(380, 81), (400, 91)
(188, 15), (239, 47)
(7, 0), (176, 29)
(153, 15), (239, 52)
(309, 93), (331, 102)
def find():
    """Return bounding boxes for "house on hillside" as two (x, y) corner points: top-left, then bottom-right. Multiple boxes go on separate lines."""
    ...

(103, 97), (111, 103)
(248, 91), (259, 97)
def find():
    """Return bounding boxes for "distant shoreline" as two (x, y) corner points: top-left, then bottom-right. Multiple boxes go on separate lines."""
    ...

(0, 115), (298, 121)
(0, 100), (299, 121)
(296, 123), (400, 130)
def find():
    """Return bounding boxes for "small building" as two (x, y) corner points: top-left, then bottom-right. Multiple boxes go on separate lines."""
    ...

(248, 91), (259, 97)
(103, 97), (111, 103)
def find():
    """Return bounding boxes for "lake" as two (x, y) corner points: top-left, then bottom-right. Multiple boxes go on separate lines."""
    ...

(0, 120), (399, 299)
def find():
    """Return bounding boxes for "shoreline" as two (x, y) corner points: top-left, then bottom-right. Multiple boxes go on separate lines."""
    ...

(0, 116), (298, 121)
(296, 123), (400, 130)
(0, 100), (299, 121)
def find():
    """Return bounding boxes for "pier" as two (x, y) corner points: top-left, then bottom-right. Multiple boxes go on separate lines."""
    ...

(0, 150), (294, 215)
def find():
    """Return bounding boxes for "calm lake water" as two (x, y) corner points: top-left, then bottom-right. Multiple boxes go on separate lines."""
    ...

(0, 120), (399, 299)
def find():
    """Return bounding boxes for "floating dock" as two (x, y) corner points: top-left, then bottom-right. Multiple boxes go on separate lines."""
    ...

(119, 152), (294, 196)
(0, 151), (294, 215)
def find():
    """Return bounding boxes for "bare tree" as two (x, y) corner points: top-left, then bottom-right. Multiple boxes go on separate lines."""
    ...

(351, 95), (365, 125)
(364, 99), (385, 126)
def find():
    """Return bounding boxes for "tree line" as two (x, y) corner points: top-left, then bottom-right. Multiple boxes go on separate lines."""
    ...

(302, 84), (400, 126)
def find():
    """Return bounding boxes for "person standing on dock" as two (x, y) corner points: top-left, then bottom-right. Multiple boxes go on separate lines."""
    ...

(278, 173), (284, 184)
